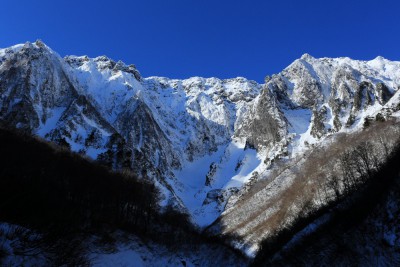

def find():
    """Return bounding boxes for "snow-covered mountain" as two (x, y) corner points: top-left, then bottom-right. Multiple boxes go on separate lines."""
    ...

(1, 40), (400, 234)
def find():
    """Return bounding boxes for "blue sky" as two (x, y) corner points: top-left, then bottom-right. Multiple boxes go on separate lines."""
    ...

(1, 0), (399, 82)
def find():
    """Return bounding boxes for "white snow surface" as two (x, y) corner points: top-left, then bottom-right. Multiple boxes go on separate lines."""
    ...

(173, 141), (262, 226)
(0, 222), (245, 267)
(0, 223), (47, 267)
(36, 107), (66, 136)
(89, 231), (246, 267)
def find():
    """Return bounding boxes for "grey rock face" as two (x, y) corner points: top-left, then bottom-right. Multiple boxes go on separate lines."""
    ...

(0, 42), (77, 132)
(310, 105), (328, 138)
(0, 42), (117, 154)
(115, 99), (180, 176)
(376, 82), (393, 105)
(235, 86), (287, 151)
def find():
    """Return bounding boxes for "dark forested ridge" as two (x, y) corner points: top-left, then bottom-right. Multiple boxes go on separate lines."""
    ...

(0, 127), (161, 264)
(0, 128), (159, 232)
(0, 127), (245, 265)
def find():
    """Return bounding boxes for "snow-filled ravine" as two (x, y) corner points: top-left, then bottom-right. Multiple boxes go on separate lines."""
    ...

(172, 141), (263, 227)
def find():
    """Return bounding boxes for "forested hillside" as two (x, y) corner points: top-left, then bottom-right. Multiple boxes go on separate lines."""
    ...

(0, 128), (245, 266)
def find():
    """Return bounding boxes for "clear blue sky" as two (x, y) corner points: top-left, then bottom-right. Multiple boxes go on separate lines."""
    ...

(1, 0), (399, 82)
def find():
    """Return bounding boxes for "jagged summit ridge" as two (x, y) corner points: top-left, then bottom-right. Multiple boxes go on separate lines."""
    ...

(1, 41), (400, 228)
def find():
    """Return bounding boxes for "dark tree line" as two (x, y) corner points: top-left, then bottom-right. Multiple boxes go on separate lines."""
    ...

(0, 127), (241, 265)
(0, 128), (159, 233)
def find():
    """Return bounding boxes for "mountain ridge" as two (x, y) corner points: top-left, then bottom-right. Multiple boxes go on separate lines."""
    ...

(1, 40), (400, 234)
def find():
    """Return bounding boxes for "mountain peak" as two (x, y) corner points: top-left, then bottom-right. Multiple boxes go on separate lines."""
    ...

(300, 53), (314, 60)
(34, 39), (45, 48)
(21, 39), (54, 53)
(373, 55), (386, 61)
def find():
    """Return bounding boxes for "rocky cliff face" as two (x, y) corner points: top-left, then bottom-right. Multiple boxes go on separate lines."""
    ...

(1, 41), (400, 231)
(0, 41), (77, 131)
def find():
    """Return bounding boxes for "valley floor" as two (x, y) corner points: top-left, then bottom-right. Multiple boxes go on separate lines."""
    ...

(0, 222), (247, 267)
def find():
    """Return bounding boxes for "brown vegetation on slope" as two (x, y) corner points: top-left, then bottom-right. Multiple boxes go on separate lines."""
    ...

(210, 118), (400, 255)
